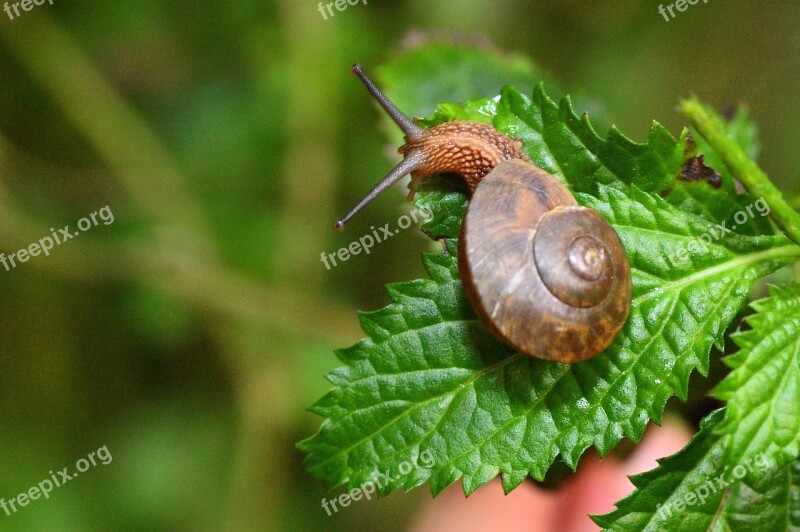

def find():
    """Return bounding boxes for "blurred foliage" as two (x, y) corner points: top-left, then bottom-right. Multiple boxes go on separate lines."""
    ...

(0, 1), (797, 530)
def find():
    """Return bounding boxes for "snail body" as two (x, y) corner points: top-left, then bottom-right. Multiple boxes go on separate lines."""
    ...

(336, 65), (632, 363)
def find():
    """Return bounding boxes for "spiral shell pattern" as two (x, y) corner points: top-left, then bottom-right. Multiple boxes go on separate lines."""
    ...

(458, 160), (631, 362)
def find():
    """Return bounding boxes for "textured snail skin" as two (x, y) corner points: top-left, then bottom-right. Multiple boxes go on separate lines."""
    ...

(400, 121), (529, 198)
(458, 159), (632, 363)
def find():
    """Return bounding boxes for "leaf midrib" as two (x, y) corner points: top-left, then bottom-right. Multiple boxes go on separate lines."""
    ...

(633, 245), (800, 306)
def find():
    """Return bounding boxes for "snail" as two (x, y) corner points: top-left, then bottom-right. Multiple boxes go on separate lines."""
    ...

(335, 64), (632, 363)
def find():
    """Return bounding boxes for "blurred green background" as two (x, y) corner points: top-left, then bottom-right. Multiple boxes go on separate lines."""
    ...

(0, 1), (797, 530)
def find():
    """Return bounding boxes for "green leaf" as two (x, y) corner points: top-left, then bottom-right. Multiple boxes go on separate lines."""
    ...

(302, 52), (800, 499)
(496, 86), (772, 238)
(300, 178), (798, 496)
(414, 175), (468, 240)
(495, 84), (685, 196)
(593, 409), (800, 532)
(711, 284), (800, 478)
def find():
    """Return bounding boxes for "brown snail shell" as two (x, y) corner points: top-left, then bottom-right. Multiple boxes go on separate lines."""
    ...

(336, 64), (633, 363)
(458, 159), (631, 363)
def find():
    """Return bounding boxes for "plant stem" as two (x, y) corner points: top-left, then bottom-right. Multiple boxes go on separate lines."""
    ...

(680, 97), (800, 245)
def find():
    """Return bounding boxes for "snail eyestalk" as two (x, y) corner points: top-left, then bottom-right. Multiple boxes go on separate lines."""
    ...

(351, 64), (424, 141)
(334, 150), (425, 230)
(335, 64), (432, 230)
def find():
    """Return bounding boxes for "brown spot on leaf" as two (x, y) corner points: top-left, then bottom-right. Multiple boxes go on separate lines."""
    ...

(678, 155), (722, 188)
